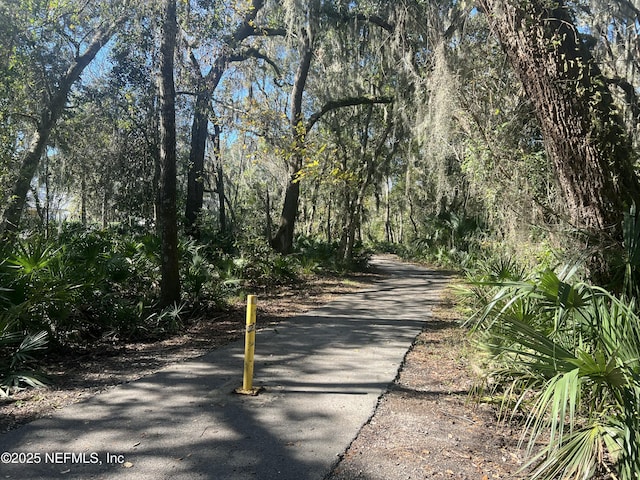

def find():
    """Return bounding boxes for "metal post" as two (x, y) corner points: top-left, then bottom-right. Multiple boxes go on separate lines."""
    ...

(235, 295), (263, 395)
(243, 294), (257, 390)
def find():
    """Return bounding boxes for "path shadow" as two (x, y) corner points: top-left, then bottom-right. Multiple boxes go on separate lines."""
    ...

(0, 257), (456, 480)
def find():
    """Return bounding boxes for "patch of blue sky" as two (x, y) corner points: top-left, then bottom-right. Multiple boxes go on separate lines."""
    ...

(82, 37), (117, 85)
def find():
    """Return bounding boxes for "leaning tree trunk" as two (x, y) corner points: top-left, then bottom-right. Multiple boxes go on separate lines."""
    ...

(479, 0), (640, 277)
(265, 186), (272, 240)
(157, 0), (181, 306)
(270, 30), (313, 254)
(270, 178), (301, 254)
(0, 23), (119, 237)
(268, 17), (393, 254)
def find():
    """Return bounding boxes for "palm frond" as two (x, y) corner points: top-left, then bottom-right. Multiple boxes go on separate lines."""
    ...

(526, 423), (607, 480)
(468, 262), (640, 479)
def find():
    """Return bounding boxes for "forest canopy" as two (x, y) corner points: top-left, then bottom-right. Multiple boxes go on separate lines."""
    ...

(1, 0), (637, 268)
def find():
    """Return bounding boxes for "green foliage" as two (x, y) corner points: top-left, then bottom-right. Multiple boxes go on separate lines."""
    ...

(0, 224), (371, 391)
(57, 225), (161, 339)
(0, 327), (49, 396)
(601, 202), (640, 299)
(466, 263), (640, 479)
(180, 239), (214, 303)
(0, 226), (161, 345)
(294, 235), (371, 273)
(0, 238), (54, 394)
(233, 236), (299, 287)
(392, 212), (485, 269)
(1, 234), (79, 338)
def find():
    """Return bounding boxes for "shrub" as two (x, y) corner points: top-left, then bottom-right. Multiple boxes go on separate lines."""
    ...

(467, 266), (640, 479)
(0, 321), (48, 396)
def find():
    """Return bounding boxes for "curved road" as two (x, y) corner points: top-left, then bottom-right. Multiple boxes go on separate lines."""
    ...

(0, 256), (452, 479)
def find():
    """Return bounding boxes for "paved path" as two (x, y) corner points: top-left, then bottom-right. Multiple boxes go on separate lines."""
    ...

(0, 256), (451, 479)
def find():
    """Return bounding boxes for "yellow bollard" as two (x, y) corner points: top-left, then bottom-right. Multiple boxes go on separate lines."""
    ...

(234, 295), (263, 395)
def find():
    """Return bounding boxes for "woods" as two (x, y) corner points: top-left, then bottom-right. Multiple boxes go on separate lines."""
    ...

(479, 0), (640, 279)
(1, 0), (640, 477)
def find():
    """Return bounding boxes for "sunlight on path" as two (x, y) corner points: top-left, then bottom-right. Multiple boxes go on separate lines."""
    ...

(0, 256), (453, 480)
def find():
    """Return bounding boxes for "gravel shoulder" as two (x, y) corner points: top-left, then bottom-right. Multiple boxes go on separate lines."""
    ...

(327, 289), (527, 480)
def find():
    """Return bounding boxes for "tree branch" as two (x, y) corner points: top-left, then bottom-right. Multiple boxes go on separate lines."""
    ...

(324, 9), (394, 32)
(443, 4), (474, 40)
(229, 0), (285, 44)
(231, 47), (282, 78)
(353, 13), (394, 32)
(253, 26), (287, 37)
(306, 96), (393, 132)
(7, 111), (41, 127)
(197, 2), (286, 91)
(616, 0), (640, 20)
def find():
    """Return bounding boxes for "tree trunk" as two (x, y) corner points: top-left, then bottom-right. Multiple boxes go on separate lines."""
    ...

(385, 176), (393, 243)
(268, 18), (393, 254)
(326, 200), (332, 243)
(307, 182), (318, 236)
(344, 176), (372, 261)
(0, 23), (118, 236)
(32, 185), (43, 226)
(265, 186), (272, 240)
(270, 29), (313, 254)
(338, 190), (351, 259)
(183, 0), (275, 238)
(344, 205), (359, 261)
(81, 169), (87, 226)
(270, 178), (300, 253)
(184, 92), (210, 237)
(101, 186), (108, 229)
(479, 0), (640, 274)
(44, 152), (50, 237)
(212, 123), (227, 233)
(157, 0), (181, 307)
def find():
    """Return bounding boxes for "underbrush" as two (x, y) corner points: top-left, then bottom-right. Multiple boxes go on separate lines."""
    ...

(464, 259), (640, 479)
(0, 225), (369, 395)
(385, 207), (640, 479)
(382, 212), (487, 270)
(458, 206), (640, 480)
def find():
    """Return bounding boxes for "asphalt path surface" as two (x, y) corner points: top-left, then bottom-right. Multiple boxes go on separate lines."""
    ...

(0, 256), (451, 479)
